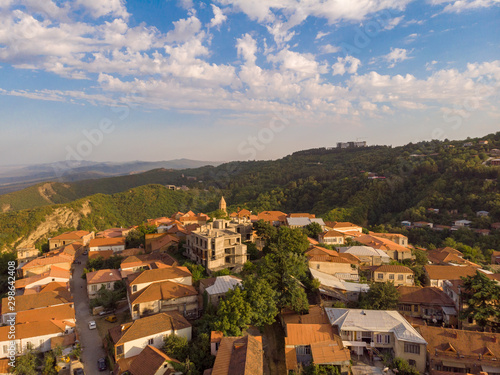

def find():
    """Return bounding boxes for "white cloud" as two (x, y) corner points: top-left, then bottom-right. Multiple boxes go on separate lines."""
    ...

(319, 44), (340, 54)
(209, 4), (227, 28)
(384, 15), (404, 30)
(383, 48), (412, 67)
(268, 49), (321, 76)
(315, 31), (331, 40)
(332, 56), (361, 76)
(429, 0), (500, 13)
(165, 15), (202, 43)
(236, 33), (258, 64)
(75, 0), (129, 19)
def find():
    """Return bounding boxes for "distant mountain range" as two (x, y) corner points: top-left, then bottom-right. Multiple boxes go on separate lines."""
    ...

(0, 159), (222, 195)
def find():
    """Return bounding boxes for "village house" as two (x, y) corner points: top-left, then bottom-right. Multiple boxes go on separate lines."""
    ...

(119, 253), (177, 278)
(230, 208), (252, 220)
(417, 326), (500, 375)
(491, 250), (500, 264)
(0, 321), (74, 359)
(185, 219), (247, 273)
(282, 306), (350, 375)
(310, 268), (369, 305)
(89, 237), (126, 253)
(306, 247), (360, 281)
(490, 159), (500, 166)
(110, 312), (192, 362)
(424, 265), (478, 288)
(256, 211), (287, 226)
(477, 210), (489, 217)
(15, 266), (70, 294)
(171, 211), (210, 225)
(397, 286), (458, 326)
(208, 333), (264, 375)
(14, 303), (75, 325)
(15, 247), (39, 263)
(413, 221), (434, 229)
(86, 269), (122, 299)
(426, 247), (480, 268)
(19, 254), (72, 278)
(48, 230), (94, 250)
(318, 230), (345, 245)
(369, 232), (409, 247)
(339, 246), (390, 266)
(114, 345), (180, 375)
(355, 234), (412, 261)
(371, 265), (414, 286)
(199, 275), (242, 307)
(96, 227), (132, 238)
(326, 308), (427, 373)
(126, 266), (196, 320)
(453, 219), (472, 227)
(1, 290), (72, 324)
(324, 222), (363, 236)
(145, 233), (180, 253)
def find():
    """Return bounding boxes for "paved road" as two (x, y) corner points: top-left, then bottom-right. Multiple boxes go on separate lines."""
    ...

(70, 254), (110, 374)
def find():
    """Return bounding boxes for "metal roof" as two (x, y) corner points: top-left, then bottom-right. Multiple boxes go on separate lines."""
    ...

(325, 308), (427, 345)
(341, 246), (391, 259)
(310, 268), (369, 293)
(286, 217), (325, 227)
(205, 275), (242, 295)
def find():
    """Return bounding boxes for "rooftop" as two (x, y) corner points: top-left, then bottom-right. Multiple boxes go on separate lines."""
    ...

(130, 280), (197, 304)
(202, 275), (242, 295)
(211, 335), (263, 375)
(128, 345), (179, 375)
(128, 265), (191, 286)
(374, 265), (413, 273)
(1, 290), (72, 315)
(89, 237), (126, 247)
(86, 268), (122, 284)
(50, 230), (91, 241)
(397, 286), (455, 306)
(424, 265), (478, 280)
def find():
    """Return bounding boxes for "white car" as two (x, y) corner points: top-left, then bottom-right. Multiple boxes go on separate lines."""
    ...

(88, 321), (96, 330)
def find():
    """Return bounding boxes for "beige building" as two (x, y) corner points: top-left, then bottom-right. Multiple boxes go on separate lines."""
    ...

(185, 219), (248, 273)
(327, 308), (427, 373)
(16, 248), (39, 263)
(372, 265), (414, 286)
(318, 230), (345, 245)
(89, 237), (126, 253)
(20, 255), (72, 277)
(86, 269), (122, 299)
(48, 230), (94, 250)
(110, 312), (192, 361)
(306, 247), (359, 281)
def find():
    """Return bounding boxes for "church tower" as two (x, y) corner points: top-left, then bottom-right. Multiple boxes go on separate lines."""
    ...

(219, 196), (227, 214)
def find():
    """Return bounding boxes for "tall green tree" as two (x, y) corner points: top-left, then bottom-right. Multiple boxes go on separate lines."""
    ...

(163, 333), (189, 362)
(303, 222), (323, 239)
(242, 275), (279, 328)
(41, 352), (57, 375)
(213, 287), (252, 336)
(275, 227), (310, 255)
(460, 271), (500, 329)
(13, 349), (38, 375)
(360, 282), (400, 310)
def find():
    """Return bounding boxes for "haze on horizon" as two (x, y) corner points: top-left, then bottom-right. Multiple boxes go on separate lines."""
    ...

(0, 0), (499, 166)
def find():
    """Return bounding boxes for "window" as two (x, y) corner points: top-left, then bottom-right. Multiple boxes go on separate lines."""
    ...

(384, 335), (390, 344)
(408, 360), (416, 367)
(91, 285), (97, 291)
(107, 283), (111, 289)
(389, 274), (395, 280)
(398, 274), (404, 280)
(404, 343), (420, 354)
(148, 338), (154, 345)
(132, 285), (137, 292)
(378, 273), (384, 279)
(413, 305), (418, 312)
(3, 345), (7, 354)
(399, 304), (411, 312)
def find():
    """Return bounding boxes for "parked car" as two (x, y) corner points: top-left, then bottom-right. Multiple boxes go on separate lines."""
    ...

(99, 310), (114, 316)
(88, 321), (96, 330)
(105, 315), (117, 323)
(97, 357), (107, 371)
(73, 369), (85, 375)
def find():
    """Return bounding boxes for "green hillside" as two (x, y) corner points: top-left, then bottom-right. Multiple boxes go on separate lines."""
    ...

(1, 132), (500, 256)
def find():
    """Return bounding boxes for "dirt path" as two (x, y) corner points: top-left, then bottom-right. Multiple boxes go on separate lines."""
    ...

(262, 321), (287, 375)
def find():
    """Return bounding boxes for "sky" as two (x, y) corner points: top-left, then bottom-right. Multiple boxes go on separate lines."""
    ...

(0, 0), (499, 165)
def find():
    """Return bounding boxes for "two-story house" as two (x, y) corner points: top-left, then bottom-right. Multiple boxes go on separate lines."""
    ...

(86, 269), (122, 299)
(326, 308), (427, 373)
(424, 265), (477, 288)
(372, 265), (414, 286)
(48, 230), (94, 250)
(109, 312), (191, 362)
(339, 246), (391, 266)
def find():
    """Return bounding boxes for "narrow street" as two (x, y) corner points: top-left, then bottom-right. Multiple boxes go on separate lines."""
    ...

(70, 254), (110, 374)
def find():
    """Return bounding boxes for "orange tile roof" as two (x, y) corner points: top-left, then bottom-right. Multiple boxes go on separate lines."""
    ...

(397, 286), (455, 306)
(40, 281), (69, 293)
(50, 230), (91, 241)
(256, 211), (287, 223)
(128, 266), (191, 286)
(86, 269), (122, 284)
(282, 305), (330, 325)
(21, 255), (71, 269)
(150, 234), (180, 252)
(1, 291), (71, 315)
(130, 280), (197, 304)
(212, 335), (263, 375)
(306, 247), (339, 257)
(15, 303), (75, 324)
(424, 265), (478, 280)
(128, 345), (180, 375)
(310, 340), (350, 364)
(211, 331), (224, 344)
(0, 320), (65, 341)
(356, 234), (410, 252)
(289, 213), (316, 218)
(89, 237), (126, 247)
(374, 265), (413, 273)
(285, 347), (298, 372)
(0, 359), (10, 373)
(325, 221), (362, 230)
(308, 255), (353, 264)
(89, 249), (114, 260)
(114, 312), (191, 346)
(285, 324), (335, 346)
(15, 266), (70, 288)
(320, 230), (345, 238)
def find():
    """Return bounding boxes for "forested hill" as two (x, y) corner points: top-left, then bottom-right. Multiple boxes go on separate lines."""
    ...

(1, 132), (500, 251)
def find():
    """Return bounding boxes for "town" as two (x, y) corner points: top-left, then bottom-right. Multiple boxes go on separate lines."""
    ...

(1, 195), (499, 375)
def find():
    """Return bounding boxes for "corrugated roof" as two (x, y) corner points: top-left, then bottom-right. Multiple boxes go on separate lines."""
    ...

(205, 275), (242, 295)
(326, 308), (427, 345)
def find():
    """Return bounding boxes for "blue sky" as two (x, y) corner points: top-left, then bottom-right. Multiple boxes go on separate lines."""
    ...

(0, 0), (499, 165)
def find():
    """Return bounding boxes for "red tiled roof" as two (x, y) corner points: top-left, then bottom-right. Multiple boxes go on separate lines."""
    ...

(374, 265), (413, 273)
(424, 265), (478, 280)
(50, 231), (91, 241)
(212, 335), (263, 375)
(89, 237), (126, 247)
(86, 269), (122, 284)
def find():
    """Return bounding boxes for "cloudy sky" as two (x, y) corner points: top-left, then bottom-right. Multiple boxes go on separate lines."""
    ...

(0, 0), (499, 165)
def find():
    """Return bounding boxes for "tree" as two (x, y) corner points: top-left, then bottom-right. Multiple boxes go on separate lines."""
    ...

(303, 222), (323, 239)
(188, 333), (214, 373)
(391, 357), (419, 375)
(183, 262), (206, 283)
(275, 227), (309, 255)
(42, 352), (57, 375)
(460, 271), (500, 329)
(13, 349), (38, 375)
(253, 220), (278, 245)
(213, 287), (252, 336)
(95, 287), (121, 311)
(360, 282), (400, 310)
(242, 275), (278, 328)
(163, 333), (189, 362)
(126, 224), (157, 248)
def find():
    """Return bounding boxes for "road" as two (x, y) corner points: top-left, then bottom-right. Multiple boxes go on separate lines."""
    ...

(70, 253), (110, 374)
